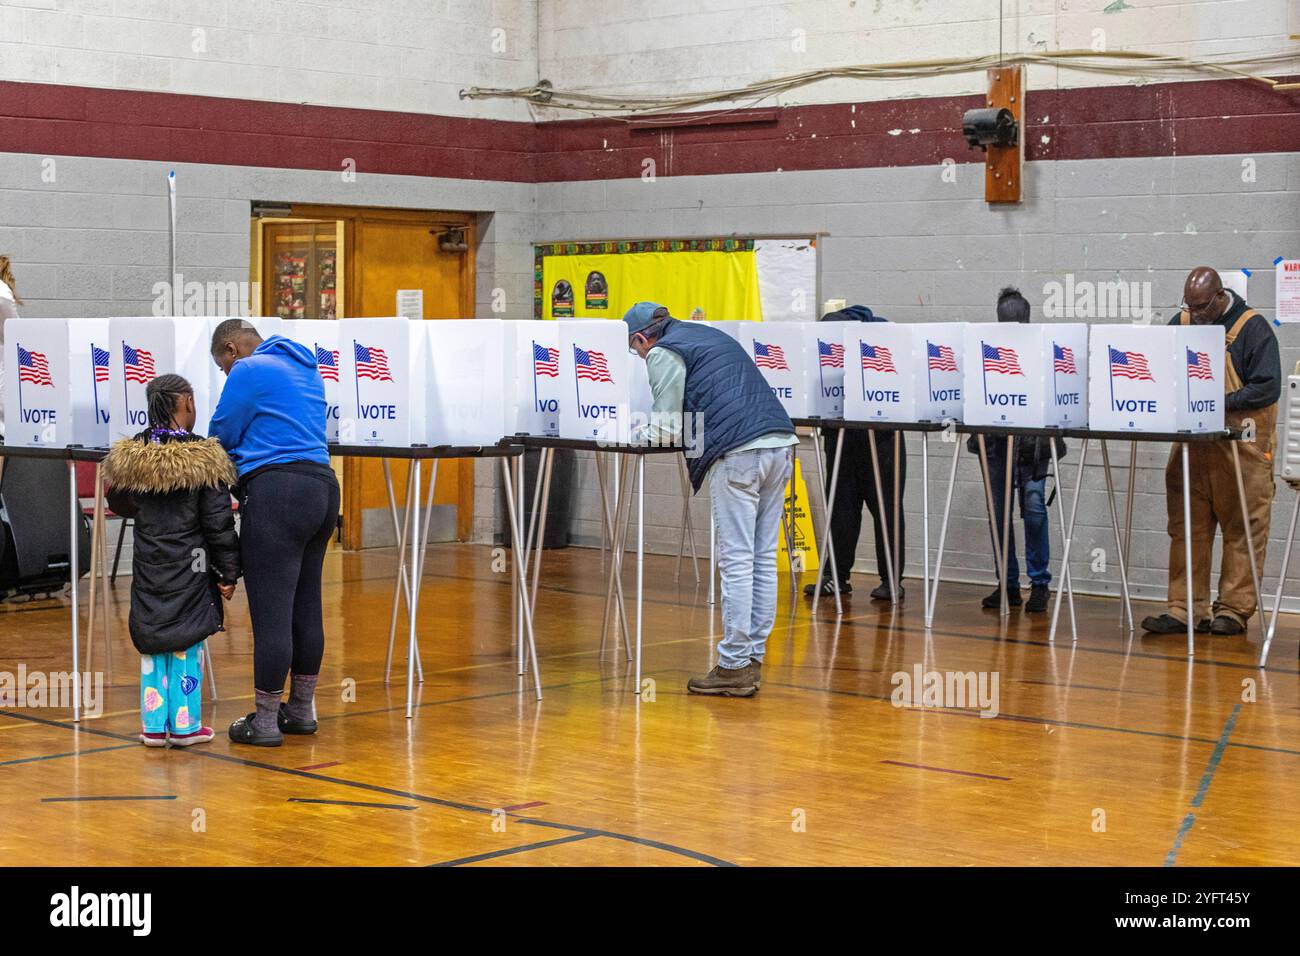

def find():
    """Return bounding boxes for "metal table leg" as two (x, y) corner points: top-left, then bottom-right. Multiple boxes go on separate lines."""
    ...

(635, 456), (645, 695)
(926, 436), (962, 628)
(1182, 442), (1195, 658)
(810, 429), (842, 617)
(1099, 441), (1135, 632)
(812, 429), (845, 616)
(921, 432), (930, 624)
(1230, 441), (1268, 639)
(892, 430), (902, 602)
(405, 461), (421, 718)
(975, 435), (1005, 615)
(867, 430), (896, 607)
(499, 458), (542, 700)
(68, 461), (81, 722)
(999, 436), (1015, 618)
(1047, 440), (1078, 643)
(1049, 439), (1089, 643)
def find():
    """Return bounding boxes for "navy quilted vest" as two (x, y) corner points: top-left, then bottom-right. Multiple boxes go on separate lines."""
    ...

(653, 319), (794, 491)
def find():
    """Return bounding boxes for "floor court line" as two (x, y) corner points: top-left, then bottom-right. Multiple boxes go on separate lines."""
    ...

(1164, 703), (1243, 867)
(428, 832), (600, 866)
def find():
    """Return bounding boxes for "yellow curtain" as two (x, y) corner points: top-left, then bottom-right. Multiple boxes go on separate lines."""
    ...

(541, 250), (763, 322)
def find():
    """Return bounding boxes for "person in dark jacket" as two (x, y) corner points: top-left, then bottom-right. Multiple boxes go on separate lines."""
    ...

(104, 374), (240, 747)
(970, 288), (1065, 613)
(803, 305), (906, 601)
(210, 319), (338, 746)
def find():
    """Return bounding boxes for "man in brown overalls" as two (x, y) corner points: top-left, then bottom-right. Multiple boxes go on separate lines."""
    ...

(1142, 267), (1281, 636)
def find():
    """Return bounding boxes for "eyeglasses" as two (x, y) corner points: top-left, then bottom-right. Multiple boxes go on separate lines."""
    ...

(1179, 290), (1225, 316)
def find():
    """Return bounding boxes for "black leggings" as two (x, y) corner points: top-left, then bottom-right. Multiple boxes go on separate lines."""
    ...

(239, 467), (340, 692)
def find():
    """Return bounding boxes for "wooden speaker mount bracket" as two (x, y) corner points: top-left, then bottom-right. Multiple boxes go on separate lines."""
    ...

(985, 66), (1025, 204)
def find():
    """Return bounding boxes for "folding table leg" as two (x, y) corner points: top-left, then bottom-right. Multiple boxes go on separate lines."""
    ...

(635, 456), (645, 695)
(975, 435), (1005, 614)
(529, 448), (554, 617)
(1230, 441), (1268, 639)
(892, 430), (902, 602)
(500, 458), (543, 700)
(1048, 440), (1078, 643)
(921, 432), (930, 625)
(1049, 439), (1089, 643)
(926, 436), (962, 628)
(384, 462), (414, 684)
(810, 429), (842, 617)
(68, 461), (81, 723)
(1099, 441), (1135, 633)
(999, 436), (1015, 618)
(1182, 443), (1195, 658)
(1261, 485), (1300, 667)
(812, 430), (845, 616)
(405, 461), (421, 718)
(867, 430), (896, 607)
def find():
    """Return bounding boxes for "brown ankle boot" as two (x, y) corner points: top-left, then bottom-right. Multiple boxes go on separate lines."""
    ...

(687, 664), (757, 697)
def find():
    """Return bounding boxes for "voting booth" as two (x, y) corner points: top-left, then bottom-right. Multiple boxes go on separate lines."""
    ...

(280, 319), (340, 442)
(557, 320), (650, 443)
(108, 317), (215, 441)
(842, 322), (966, 423)
(802, 322), (849, 419)
(425, 319), (507, 445)
(503, 320), (561, 437)
(720, 321), (809, 419)
(1088, 325), (1225, 433)
(961, 323), (1089, 428)
(337, 317), (428, 447)
(5, 319), (68, 447)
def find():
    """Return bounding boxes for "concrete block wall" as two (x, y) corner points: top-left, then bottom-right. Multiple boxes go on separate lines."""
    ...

(0, 0), (538, 121)
(538, 0), (1295, 108)
(523, 150), (1300, 606)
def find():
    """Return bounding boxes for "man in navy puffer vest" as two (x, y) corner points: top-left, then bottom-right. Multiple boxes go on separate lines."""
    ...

(625, 302), (796, 698)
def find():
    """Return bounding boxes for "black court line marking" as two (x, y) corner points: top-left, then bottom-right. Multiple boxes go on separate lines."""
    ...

(288, 797), (415, 811)
(0, 743), (136, 767)
(295, 761), (342, 771)
(881, 760), (1011, 781)
(502, 800), (547, 812)
(429, 832), (599, 866)
(42, 795), (177, 802)
(1165, 703), (1242, 867)
(0, 707), (736, 868)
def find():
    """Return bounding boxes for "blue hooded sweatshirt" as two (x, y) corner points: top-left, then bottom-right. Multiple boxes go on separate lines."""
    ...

(209, 334), (330, 476)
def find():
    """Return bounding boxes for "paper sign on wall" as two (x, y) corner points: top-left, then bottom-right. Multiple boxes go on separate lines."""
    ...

(396, 290), (424, 321)
(1277, 260), (1300, 324)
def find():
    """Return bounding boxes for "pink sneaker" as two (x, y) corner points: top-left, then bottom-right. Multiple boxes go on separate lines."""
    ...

(140, 731), (168, 747)
(168, 726), (215, 747)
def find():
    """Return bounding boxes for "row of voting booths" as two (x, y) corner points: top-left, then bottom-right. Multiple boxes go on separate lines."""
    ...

(4, 315), (1227, 447)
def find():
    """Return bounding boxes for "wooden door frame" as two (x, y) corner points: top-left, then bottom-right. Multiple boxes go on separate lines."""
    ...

(250, 203), (478, 549)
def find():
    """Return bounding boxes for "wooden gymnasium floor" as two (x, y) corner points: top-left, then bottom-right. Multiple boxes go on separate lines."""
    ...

(1, 542), (1298, 867)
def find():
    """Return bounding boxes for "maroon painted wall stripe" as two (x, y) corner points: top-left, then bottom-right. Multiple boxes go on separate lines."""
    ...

(1, 77), (1296, 184)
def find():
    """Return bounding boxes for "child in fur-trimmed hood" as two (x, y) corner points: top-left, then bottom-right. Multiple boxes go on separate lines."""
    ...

(104, 374), (241, 747)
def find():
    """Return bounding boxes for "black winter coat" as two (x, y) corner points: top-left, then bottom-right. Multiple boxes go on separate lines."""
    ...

(104, 431), (241, 655)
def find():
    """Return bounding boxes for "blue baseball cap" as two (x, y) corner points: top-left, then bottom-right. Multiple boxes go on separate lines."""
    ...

(623, 301), (670, 335)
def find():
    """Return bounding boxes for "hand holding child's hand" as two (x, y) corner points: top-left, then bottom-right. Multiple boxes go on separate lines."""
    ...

(218, 581), (236, 601)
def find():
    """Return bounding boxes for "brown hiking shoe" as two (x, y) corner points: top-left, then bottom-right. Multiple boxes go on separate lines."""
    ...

(750, 660), (762, 689)
(688, 664), (757, 697)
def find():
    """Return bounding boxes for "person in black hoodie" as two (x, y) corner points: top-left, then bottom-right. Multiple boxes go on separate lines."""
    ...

(104, 374), (240, 747)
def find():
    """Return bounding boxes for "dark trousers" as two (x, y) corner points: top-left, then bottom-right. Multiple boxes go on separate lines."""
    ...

(821, 429), (906, 586)
(239, 467), (340, 692)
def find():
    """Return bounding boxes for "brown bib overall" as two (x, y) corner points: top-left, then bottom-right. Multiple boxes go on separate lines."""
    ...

(1164, 309), (1277, 625)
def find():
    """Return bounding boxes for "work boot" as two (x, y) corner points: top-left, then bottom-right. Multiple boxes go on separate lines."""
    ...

(1025, 584), (1049, 613)
(870, 581), (904, 602)
(687, 664), (757, 698)
(1209, 615), (1245, 636)
(982, 585), (1021, 609)
(750, 660), (762, 689)
(1141, 614), (1212, 635)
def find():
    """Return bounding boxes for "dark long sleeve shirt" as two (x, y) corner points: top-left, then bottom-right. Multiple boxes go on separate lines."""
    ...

(1169, 291), (1280, 412)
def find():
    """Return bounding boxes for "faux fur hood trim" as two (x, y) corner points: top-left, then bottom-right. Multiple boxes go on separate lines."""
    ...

(103, 435), (237, 493)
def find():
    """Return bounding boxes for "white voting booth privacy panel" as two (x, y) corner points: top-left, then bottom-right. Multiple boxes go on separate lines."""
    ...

(337, 317), (429, 447)
(557, 320), (651, 442)
(5, 318), (69, 447)
(717, 321), (809, 418)
(1088, 325), (1225, 433)
(803, 322), (848, 419)
(503, 320), (560, 437)
(842, 322), (966, 423)
(424, 319), (506, 445)
(280, 319), (340, 442)
(962, 324), (1089, 428)
(108, 317), (214, 441)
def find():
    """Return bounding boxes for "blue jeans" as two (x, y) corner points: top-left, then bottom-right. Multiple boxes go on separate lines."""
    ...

(986, 454), (1051, 587)
(709, 446), (794, 669)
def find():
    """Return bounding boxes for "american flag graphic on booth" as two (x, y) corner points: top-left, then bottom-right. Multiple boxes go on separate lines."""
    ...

(573, 345), (612, 383)
(533, 342), (559, 378)
(1052, 343), (1078, 375)
(753, 341), (789, 371)
(17, 345), (53, 386)
(981, 343), (1024, 376)
(818, 340), (844, 369)
(1186, 348), (1214, 381)
(122, 343), (155, 384)
(92, 345), (110, 383)
(926, 341), (957, 372)
(1108, 347), (1153, 381)
(354, 342), (393, 382)
(315, 345), (339, 382)
(860, 342), (896, 373)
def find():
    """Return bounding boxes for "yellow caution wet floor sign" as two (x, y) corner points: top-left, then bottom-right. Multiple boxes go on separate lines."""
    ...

(777, 457), (819, 574)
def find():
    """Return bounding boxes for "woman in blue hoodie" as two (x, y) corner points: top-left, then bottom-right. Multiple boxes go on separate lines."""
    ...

(209, 319), (339, 746)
